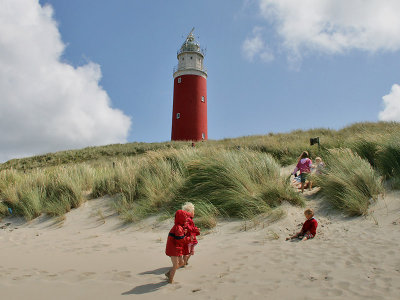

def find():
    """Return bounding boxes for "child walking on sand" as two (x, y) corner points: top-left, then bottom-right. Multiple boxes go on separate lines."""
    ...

(165, 210), (192, 283)
(286, 208), (318, 241)
(292, 151), (313, 193)
(182, 202), (200, 266)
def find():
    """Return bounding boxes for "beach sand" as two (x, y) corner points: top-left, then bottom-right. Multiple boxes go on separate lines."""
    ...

(0, 190), (399, 300)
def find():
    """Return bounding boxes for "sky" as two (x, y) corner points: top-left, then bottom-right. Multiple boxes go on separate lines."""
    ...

(1, 0), (400, 162)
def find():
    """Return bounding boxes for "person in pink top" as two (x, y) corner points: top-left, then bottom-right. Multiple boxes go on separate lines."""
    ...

(292, 151), (313, 193)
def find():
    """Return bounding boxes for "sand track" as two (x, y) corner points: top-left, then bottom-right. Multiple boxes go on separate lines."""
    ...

(0, 191), (399, 299)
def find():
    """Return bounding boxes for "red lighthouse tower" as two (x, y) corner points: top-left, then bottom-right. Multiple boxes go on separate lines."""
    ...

(171, 28), (207, 141)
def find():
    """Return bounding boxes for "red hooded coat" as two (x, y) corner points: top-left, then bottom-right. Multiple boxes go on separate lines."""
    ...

(165, 210), (190, 257)
(182, 213), (200, 255)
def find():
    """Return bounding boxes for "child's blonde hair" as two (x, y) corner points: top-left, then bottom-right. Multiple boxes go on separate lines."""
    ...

(315, 157), (322, 163)
(182, 202), (195, 214)
(304, 208), (314, 217)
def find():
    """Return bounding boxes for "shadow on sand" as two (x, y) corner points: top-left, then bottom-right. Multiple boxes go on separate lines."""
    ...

(138, 267), (170, 275)
(122, 281), (168, 295)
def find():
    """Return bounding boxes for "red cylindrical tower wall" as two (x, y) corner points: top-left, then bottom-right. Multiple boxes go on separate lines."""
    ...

(171, 74), (207, 141)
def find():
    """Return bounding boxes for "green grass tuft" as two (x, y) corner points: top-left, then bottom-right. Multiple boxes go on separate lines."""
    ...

(316, 149), (383, 216)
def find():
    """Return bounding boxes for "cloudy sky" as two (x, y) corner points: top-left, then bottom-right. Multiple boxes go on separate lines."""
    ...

(1, 0), (400, 162)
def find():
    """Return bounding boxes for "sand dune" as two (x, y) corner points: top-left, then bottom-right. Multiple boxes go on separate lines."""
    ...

(1, 190), (399, 300)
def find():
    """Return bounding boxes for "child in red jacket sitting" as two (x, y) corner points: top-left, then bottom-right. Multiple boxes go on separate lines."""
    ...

(286, 208), (318, 241)
(182, 202), (200, 266)
(165, 210), (191, 283)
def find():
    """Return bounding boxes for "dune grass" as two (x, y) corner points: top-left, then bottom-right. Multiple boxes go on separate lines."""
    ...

(0, 167), (88, 220)
(315, 149), (383, 216)
(0, 122), (399, 225)
(173, 150), (302, 219)
(2, 122), (399, 171)
(349, 132), (400, 189)
(91, 148), (302, 227)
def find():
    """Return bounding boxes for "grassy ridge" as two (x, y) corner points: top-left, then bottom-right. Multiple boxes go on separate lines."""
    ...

(0, 148), (302, 226)
(2, 122), (399, 171)
(315, 149), (383, 216)
(91, 149), (302, 227)
(0, 122), (399, 224)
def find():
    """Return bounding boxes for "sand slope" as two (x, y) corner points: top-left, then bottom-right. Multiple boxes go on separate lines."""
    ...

(0, 191), (399, 300)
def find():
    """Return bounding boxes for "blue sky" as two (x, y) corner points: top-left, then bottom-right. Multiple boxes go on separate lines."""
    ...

(1, 0), (400, 161)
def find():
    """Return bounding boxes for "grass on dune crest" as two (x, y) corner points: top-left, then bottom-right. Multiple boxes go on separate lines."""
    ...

(315, 149), (383, 216)
(0, 167), (90, 220)
(174, 150), (302, 220)
(2, 121), (399, 171)
(91, 148), (303, 227)
(349, 132), (400, 188)
(1, 121), (399, 225)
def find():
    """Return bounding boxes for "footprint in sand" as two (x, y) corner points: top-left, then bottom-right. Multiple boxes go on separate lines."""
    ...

(46, 273), (59, 280)
(78, 272), (96, 280)
(337, 281), (350, 290)
(323, 288), (343, 296)
(112, 270), (132, 282)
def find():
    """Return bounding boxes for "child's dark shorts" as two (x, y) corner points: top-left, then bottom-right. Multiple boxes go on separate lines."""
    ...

(300, 173), (309, 183)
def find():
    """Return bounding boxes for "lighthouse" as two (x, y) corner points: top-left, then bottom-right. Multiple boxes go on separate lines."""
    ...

(171, 28), (207, 141)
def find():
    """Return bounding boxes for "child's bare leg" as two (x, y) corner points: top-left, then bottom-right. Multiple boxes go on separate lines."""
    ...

(309, 181), (312, 190)
(286, 232), (299, 240)
(183, 255), (189, 266)
(301, 231), (312, 241)
(185, 254), (191, 265)
(167, 256), (183, 283)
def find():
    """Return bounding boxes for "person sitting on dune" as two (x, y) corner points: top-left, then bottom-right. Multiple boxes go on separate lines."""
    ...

(286, 208), (318, 241)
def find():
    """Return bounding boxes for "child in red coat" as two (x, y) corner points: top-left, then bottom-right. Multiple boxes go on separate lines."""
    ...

(182, 202), (200, 266)
(286, 208), (318, 241)
(165, 209), (191, 283)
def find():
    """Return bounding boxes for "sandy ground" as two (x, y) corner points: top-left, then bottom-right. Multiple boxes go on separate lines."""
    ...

(0, 190), (400, 300)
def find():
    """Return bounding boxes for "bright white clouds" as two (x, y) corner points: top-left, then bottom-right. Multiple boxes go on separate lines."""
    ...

(252, 1), (400, 118)
(257, 0), (400, 56)
(242, 27), (274, 63)
(0, 0), (131, 162)
(379, 84), (400, 121)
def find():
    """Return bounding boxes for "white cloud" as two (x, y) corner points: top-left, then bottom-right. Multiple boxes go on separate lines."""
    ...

(258, 0), (400, 56)
(379, 84), (400, 121)
(0, 0), (131, 162)
(242, 27), (274, 63)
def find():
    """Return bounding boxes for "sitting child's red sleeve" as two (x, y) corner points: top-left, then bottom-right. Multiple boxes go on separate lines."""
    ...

(301, 218), (318, 237)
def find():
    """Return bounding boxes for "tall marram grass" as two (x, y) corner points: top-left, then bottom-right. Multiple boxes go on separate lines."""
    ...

(315, 149), (383, 216)
(92, 148), (303, 226)
(2, 122), (398, 224)
(174, 150), (303, 220)
(0, 166), (89, 220)
(2, 122), (399, 171)
(349, 133), (400, 188)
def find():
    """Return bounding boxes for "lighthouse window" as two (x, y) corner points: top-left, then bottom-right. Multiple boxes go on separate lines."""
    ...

(176, 113), (180, 119)
(202, 133), (205, 140)
(177, 77), (181, 83)
(190, 56), (193, 59)
(201, 96), (205, 102)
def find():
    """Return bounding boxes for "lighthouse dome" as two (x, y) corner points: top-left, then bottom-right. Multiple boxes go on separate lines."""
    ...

(178, 29), (205, 56)
(174, 28), (207, 79)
